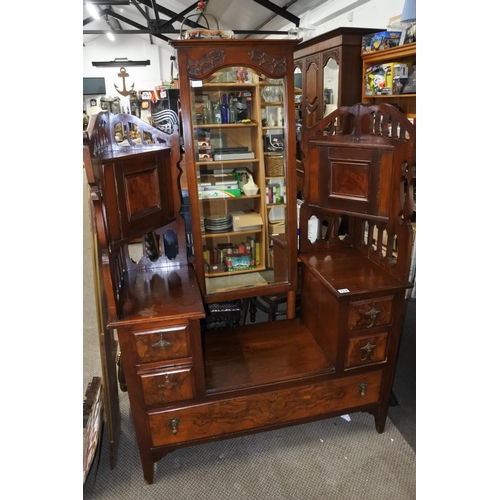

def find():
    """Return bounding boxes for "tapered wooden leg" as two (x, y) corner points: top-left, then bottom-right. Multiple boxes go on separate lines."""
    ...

(141, 458), (155, 485)
(372, 406), (388, 434)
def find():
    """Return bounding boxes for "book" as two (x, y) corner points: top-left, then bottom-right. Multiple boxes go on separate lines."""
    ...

(213, 152), (255, 160)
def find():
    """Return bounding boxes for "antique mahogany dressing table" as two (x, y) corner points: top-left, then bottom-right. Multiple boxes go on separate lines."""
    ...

(84, 39), (415, 485)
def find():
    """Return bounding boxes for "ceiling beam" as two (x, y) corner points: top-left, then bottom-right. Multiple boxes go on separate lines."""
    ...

(157, 2), (199, 30)
(252, 0), (300, 26)
(84, 1), (129, 4)
(91, 8), (172, 41)
(84, 29), (293, 35)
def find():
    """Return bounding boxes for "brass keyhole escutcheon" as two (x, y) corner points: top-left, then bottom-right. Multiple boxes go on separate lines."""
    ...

(357, 382), (368, 398)
(168, 417), (180, 435)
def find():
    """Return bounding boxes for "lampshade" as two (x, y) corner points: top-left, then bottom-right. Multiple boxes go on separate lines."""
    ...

(401, 0), (416, 22)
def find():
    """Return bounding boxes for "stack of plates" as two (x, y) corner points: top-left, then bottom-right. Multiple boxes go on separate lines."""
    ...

(204, 214), (232, 233)
(201, 217), (206, 234)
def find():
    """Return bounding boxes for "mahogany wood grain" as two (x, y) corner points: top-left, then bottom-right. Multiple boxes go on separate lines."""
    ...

(139, 364), (196, 406)
(132, 325), (191, 364)
(204, 319), (333, 392)
(148, 370), (383, 447)
(110, 267), (205, 327)
(345, 332), (388, 368)
(299, 247), (409, 297)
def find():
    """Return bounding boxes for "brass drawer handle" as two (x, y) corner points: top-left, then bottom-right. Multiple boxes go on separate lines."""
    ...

(157, 374), (177, 390)
(152, 333), (172, 350)
(360, 341), (376, 361)
(364, 306), (381, 328)
(168, 417), (180, 435)
(357, 382), (368, 398)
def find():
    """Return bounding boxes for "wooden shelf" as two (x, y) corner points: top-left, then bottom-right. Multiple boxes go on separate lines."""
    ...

(361, 42), (416, 118)
(193, 123), (258, 129)
(364, 93), (415, 99)
(205, 264), (266, 278)
(361, 42), (416, 64)
(197, 159), (259, 166)
(204, 319), (334, 393)
(203, 229), (263, 238)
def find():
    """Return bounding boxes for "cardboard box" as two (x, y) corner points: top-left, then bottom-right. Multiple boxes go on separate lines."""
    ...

(268, 220), (285, 235)
(365, 62), (403, 96)
(232, 211), (263, 231)
(361, 31), (402, 54)
(199, 188), (241, 199)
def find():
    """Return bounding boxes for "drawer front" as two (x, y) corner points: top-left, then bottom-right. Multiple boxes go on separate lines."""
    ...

(148, 370), (382, 447)
(134, 325), (190, 364)
(347, 296), (393, 332)
(139, 365), (195, 406)
(345, 332), (388, 368)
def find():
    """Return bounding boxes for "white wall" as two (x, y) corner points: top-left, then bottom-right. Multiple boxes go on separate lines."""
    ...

(82, 0), (405, 113)
(83, 35), (176, 114)
(267, 0), (406, 40)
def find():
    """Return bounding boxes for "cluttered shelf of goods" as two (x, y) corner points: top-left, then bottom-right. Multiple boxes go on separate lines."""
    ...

(361, 41), (416, 121)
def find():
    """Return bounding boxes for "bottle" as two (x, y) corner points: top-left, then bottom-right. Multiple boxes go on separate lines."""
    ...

(229, 96), (237, 123)
(213, 100), (221, 124)
(221, 94), (229, 124)
(202, 100), (211, 124)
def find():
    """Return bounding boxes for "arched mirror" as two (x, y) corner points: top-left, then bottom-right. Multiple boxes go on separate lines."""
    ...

(293, 66), (303, 160)
(323, 57), (339, 116)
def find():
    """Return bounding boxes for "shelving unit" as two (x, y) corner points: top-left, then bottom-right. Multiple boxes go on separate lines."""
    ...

(172, 38), (298, 302)
(361, 42), (416, 119)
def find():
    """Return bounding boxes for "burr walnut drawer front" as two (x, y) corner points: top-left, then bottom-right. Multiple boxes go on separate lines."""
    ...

(347, 296), (393, 333)
(148, 370), (383, 447)
(139, 364), (195, 406)
(345, 332), (388, 369)
(133, 325), (190, 364)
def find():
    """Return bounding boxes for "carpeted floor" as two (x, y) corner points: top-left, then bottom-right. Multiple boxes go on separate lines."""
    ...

(83, 171), (416, 499)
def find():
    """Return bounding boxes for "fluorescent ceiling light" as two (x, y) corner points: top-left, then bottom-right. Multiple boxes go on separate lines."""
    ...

(107, 32), (115, 41)
(88, 5), (101, 20)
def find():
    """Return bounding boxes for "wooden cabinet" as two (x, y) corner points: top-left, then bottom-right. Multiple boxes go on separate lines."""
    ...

(171, 39), (299, 303)
(84, 63), (415, 486)
(293, 27), (381, 189)
(361, 42), (416, 119)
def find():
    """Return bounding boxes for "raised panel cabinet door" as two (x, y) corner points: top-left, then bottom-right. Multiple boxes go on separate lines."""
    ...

(102, 150), (176, 245)
(316, 145), (394, 218)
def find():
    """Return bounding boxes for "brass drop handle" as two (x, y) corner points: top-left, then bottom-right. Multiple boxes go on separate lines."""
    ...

(357, 382), (368, 398)
(168, 417), (180, 435)
(360, 341), (376, 361)
(364, 306), (381, 328)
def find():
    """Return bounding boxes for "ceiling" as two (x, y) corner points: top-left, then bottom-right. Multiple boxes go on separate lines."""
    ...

(83, 0), (321, 51)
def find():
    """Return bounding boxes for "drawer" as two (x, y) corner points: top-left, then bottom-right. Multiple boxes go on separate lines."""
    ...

(139, 364), (195, 406)
(133, 325), (190, 364)
(148, 370), (382, 447)
(345, 332), (388, 368)
(347, 296), (393, 332)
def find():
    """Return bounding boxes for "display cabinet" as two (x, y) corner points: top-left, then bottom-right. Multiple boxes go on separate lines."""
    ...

(293, 27), (381, 189)
(361, 42), (416, 120)
(171, 38), (299, 304)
